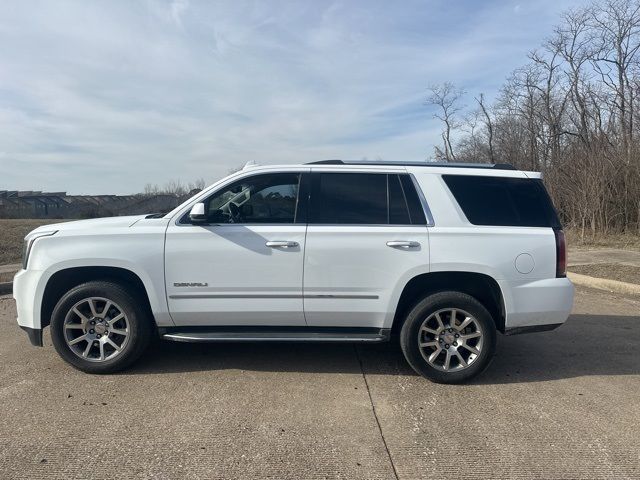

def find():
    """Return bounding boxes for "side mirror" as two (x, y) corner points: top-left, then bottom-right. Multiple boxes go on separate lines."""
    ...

(189, 203), (206, 222)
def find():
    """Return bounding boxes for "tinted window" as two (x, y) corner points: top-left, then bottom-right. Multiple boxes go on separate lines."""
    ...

(388, 174), (411, 224)
(443, 175), (561, 227)
(399, 175), (427, 224)
(310, 173), (388, 224)
(202, 173), (301, 224)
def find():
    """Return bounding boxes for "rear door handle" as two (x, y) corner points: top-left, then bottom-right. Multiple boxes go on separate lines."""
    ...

(386, 240), (420, 248)
(266, 241), (299, 248)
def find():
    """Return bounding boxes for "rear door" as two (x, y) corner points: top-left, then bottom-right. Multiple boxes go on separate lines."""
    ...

(303, 170), (431, 329)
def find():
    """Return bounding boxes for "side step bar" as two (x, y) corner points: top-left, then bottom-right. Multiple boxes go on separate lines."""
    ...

(162, 328), (390, 344)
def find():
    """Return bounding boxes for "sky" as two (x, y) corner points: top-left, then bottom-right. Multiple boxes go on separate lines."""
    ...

(0, 0), (586, 194)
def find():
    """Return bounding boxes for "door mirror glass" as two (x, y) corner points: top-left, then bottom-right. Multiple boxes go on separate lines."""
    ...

(189, 202), (206, 222)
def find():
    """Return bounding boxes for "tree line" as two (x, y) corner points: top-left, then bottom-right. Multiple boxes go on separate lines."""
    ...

(427, 0), (640, 237)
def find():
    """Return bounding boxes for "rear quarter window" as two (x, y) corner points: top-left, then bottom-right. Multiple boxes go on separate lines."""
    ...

(442, 175), (561, 228)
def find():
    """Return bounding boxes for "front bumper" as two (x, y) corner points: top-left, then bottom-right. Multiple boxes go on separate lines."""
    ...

(20, 326), (43, 346)
(13, 269), (45, 346)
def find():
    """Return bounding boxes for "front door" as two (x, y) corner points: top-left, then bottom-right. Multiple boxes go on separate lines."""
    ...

(165, 170), (308, 326)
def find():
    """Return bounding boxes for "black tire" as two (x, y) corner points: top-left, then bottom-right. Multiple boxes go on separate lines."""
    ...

(400, 291), (496, 384)
(50, 281), (153, 374)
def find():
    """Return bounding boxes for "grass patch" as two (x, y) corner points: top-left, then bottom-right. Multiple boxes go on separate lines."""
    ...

(0, 270), (16, 283)
(565, 228), (640, 250)
(0, 219), (66, 265)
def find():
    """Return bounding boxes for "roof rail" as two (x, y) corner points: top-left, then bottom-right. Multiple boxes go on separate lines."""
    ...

(306, 160), (516, 170)
(307, 159), (345, 165)
(492, 163), (517, 170)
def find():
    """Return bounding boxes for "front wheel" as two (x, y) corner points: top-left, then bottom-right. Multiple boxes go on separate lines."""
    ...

(400, 291), (496, 384)
(50, 281), (153, 374)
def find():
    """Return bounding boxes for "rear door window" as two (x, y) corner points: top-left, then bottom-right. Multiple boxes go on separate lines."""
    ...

(399, 175), (427, 225)
(388, 174), (411, 224)
(309, 173), (387, 224)
(308, 172), (427, 225)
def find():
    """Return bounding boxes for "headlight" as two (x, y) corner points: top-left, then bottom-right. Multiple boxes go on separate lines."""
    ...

(22, 230), (57, 269)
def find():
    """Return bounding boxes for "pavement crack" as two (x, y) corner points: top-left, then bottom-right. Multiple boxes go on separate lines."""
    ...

(354, 345), (400, 480)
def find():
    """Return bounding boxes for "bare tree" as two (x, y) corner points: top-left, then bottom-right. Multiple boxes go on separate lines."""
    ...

(187, 178), (206, 191)
(475, 93), (495, 162)
(590, 0), (640, 157)
(142, 179), (206, 197)
(427, 82), (465, 161)
(430, 0), (640, 235)
(143, 183), (160, 196)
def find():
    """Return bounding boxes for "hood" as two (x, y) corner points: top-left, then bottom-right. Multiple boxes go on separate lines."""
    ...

(29, 215), (147, 236)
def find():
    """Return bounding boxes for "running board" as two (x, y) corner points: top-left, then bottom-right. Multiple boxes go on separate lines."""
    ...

(162, 328), (390, 344)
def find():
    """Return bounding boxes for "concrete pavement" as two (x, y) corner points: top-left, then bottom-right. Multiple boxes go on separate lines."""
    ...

(0, 287), (639, 479)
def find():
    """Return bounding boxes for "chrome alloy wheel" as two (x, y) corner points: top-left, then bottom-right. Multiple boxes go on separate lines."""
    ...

(418, 308), (483, 372)
(63, 297), (130, 362)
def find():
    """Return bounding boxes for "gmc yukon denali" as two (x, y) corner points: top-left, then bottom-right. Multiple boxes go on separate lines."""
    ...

(13, 160), (574, 383)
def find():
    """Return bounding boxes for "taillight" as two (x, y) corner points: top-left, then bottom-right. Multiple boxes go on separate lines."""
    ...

(554, 229), (566, 278)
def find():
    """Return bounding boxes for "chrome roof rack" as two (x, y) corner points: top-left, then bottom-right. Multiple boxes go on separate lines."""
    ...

(306, 160), (517, 170)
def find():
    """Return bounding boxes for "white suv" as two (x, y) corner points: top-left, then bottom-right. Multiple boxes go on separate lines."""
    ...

(13, 161), (574, 383)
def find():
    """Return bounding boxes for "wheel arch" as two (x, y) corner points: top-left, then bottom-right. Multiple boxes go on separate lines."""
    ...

(40, 266), (156, 330)
(391, 271), (506, 335)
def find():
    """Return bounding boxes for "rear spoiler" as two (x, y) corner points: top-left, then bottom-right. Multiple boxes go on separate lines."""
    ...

(523, 171), (543, 179)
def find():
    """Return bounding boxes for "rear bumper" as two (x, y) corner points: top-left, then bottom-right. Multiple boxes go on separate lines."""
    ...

(501, 277), (574, 331)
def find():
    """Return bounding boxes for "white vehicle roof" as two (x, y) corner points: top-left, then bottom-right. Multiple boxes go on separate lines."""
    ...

(242, 160), (541, 179)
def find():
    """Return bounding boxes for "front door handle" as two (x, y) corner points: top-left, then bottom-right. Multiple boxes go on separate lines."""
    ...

(266, 240), (299, 248)
(386, 240), (420, 248)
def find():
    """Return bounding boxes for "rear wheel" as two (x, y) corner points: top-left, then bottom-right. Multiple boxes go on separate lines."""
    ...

(50, 281), (153, 373)
(400, 291), (496, 384)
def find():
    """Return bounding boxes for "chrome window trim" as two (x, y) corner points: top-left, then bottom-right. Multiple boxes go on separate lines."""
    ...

(409, 173), (435, 226)
(177, 223), (307, 228)
(169, 293), (379, 300)
(305, 224), (421, 228)
(177, 223), (421, 228)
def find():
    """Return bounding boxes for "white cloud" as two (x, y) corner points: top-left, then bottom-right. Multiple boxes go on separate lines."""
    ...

(170, 0), (189, 27)
(0, 0), (582, 194)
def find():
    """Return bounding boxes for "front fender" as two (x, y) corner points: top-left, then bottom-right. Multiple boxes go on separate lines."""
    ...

(21, 224), (171, 330)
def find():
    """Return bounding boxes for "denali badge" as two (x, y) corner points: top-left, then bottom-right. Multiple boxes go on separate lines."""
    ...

(173, 282), (209, 287)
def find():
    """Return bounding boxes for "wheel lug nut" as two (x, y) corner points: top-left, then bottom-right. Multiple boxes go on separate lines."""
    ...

(455, 334), (459, 338)
(89, 329), (94, 334)
(90, 321), (95, 325)
(97, 334), (101, 339)
(453, 342), (458, 346)
(445, 344), (449, 349)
